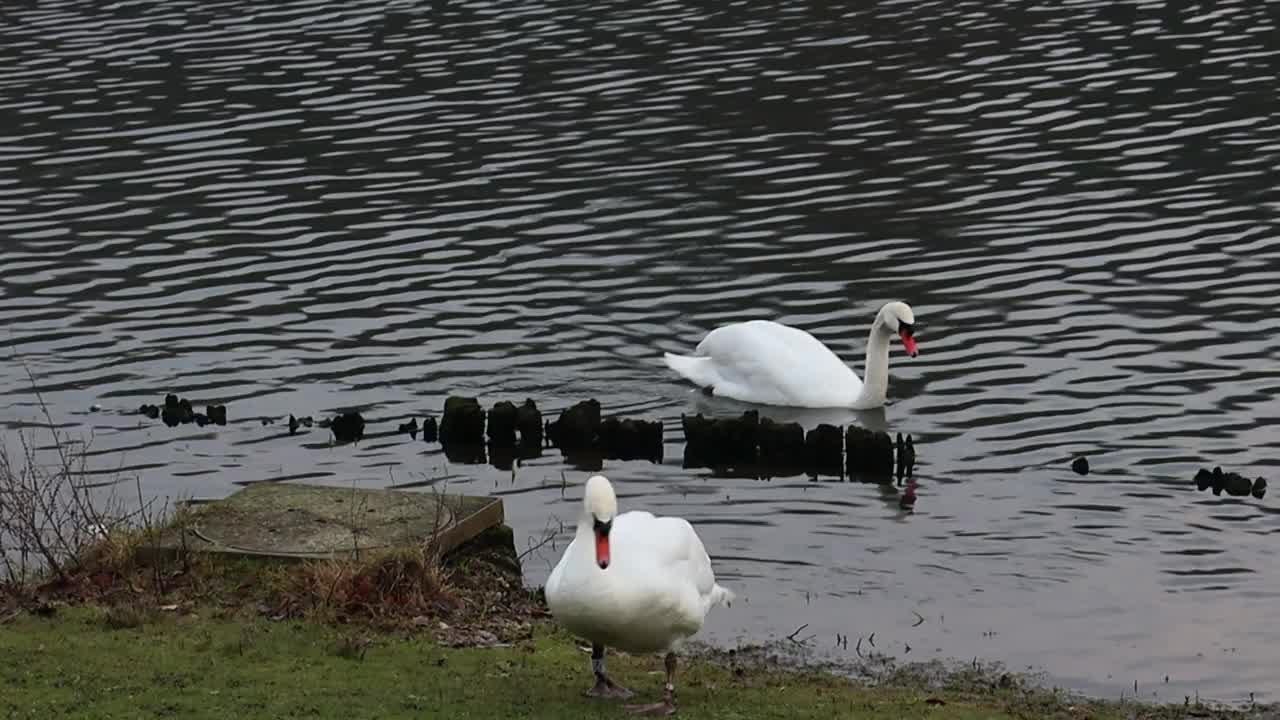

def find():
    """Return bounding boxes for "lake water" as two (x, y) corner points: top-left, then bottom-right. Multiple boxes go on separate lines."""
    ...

(2, 0), (1278, 704)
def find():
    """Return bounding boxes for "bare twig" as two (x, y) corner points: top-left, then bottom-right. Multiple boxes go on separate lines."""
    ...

(786, 623), (809, 643)
(517, 516), (562, 563)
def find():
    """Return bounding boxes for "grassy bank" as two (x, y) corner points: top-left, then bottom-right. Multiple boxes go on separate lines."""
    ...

(0, 606), (1263, 720)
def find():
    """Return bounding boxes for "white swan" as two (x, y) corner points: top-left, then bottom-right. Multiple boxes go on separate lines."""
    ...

(545, 474), (734, 715)
(662, 301), (919, 409)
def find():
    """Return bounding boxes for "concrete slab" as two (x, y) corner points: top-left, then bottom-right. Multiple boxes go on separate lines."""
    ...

(146, 483), (504, 561)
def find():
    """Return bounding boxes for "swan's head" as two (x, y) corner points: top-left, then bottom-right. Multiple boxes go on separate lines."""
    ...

(583, 474), (617, 570)
(878, 301), (919, 358)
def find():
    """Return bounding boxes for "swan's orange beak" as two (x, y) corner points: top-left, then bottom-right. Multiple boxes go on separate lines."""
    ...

(593, 518), (612, 570)
(594, 530), (610, 570)
(899, 328), (919, 357)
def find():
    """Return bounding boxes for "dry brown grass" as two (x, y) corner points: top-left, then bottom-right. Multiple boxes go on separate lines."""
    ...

(267, 545), (459, 624)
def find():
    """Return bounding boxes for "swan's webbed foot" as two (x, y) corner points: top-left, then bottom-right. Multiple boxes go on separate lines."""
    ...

(624, 651), (679, 715)
(624, 698), (677, 716)
(585, 643), (633, 699)
(585, 675), (633, 699)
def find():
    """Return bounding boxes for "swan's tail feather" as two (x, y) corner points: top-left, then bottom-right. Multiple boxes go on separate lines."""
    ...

(663, 352), (719, 391)
(710, 583), (735, 609)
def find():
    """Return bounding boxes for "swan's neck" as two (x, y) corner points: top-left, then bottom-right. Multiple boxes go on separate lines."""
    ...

(574, 511), (594, 543)
(854, 319), (892, 409)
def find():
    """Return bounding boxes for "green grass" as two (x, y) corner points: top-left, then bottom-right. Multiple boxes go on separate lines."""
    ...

(0, 608), (1253, 720)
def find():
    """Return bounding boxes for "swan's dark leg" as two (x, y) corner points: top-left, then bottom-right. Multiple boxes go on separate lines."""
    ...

(625, 652), (678, 715)
(585, 643), (633, 699)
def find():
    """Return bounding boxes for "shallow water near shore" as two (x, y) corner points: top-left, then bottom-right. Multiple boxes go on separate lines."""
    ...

(2, 0), (1278, 704)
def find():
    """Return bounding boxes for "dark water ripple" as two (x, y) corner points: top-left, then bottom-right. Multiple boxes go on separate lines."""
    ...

(2, 0), (1279, 704)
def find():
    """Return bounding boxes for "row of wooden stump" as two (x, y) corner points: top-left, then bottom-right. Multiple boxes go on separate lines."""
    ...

(434, 397), (915, 481)
(135, 392), (915, 481)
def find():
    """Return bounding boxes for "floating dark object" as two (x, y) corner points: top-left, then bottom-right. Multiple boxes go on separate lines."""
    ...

(160, 395), (195, 427)
(193, 413), (209, 427)
(546, 399), (602, 452)
(1223, 470), (1253, 497)
(599, 416), (663, 462)
(441, 396), (485, 445)
(421, 416), (438, 443)
(806, 424), (843, 477)
(398, 417), (420, 440)
(487, 401), (518, 446)
(515, 399), (542, 448)
(845, 426), (893, 479)
(682, 410), (758, 470)
(1071, 457), (1090, 475)
(329, 412), (365, 444)
(206, 404), (227, 426)
(1253, 477), (1267, 499)
(289, 414), (300, 435)
(262, 417), (274, 426)
(758, 417), (804, 473)
(138, 404), (160, 420)
(1198, 466), (1255, 497)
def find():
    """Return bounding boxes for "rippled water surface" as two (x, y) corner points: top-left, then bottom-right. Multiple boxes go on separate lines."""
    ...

(3, 0), (1279, 703)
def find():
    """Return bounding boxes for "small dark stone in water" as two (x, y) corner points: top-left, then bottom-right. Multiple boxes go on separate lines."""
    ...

(398, 417), (419, 440)
(515, 399), (542, 448)
(206, 404), (227, 426)
(1071, 457), (1089, 475)
(487, 401), (518, 446)
(421, 416), (438, 443)
(289, 414), (300, 435)
(330, 412), (365, 444)
(1252, 477), (1267, 499)
(1194, 468), (1214, 491)
(139, 404), (160, 420)
(193, 413), (209, 427)
(441, 396), (485, 445)
(547, 399), (602, 452)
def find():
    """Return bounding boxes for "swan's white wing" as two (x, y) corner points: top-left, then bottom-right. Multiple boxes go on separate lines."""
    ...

(612, 512), (730, 617)
(685, 320), (861, 407)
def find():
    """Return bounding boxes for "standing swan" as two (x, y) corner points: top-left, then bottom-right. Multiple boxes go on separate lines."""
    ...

(545, 474), (734, 715)
(662, 301), (920, 409)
